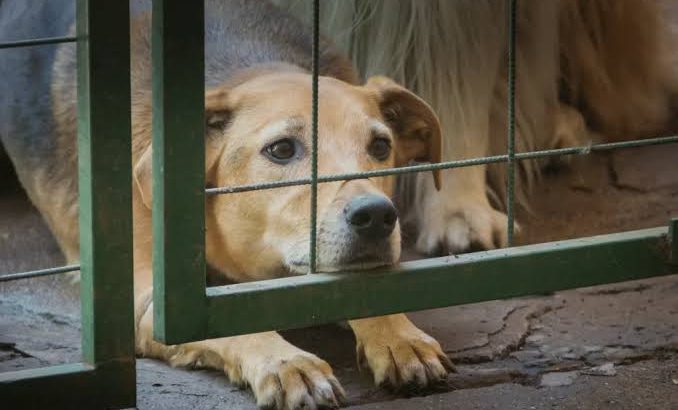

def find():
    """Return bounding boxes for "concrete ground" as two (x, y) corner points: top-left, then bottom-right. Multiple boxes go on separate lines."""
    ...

(1, 144), (678, 409)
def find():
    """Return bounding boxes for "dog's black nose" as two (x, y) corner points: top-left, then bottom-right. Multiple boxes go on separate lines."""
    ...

(344, 195), (398, 239)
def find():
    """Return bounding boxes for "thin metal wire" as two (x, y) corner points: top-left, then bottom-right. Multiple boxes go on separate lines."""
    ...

(206, 135), (678, 195)
(0, 264), (81, 282)
(0, 36), (77, 49)
(309, 0), (320, 273)
(2, 6), (676, 286)
(506, 0), (517, 246)
(5, 135), (669, 283)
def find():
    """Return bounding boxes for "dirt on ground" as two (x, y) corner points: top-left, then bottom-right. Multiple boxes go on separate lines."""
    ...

(1, 144), (677, 409)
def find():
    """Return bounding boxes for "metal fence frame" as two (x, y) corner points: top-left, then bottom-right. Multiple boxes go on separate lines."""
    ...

(0, 0), (676, 408)
(150, 0), (678, 345)
(0, 1), (135, 408)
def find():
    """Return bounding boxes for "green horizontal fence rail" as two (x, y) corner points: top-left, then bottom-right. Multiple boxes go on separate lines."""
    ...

(0, 0), (136, 408)
(0, 0), (673, 407)
(152, 0), (677, 346)
(205, 227), (675, 337)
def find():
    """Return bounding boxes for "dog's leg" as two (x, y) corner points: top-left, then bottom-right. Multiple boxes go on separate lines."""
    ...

(134, 289), (345, 409)
(554, 103), (592, 149)
(349, 314), (453, 389)
(275, 0), (514, 254)
(402, 0), (511, 255)
(412, 168), (510, 254)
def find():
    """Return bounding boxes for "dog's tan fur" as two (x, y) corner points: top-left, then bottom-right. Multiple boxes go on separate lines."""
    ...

(276, 0), (678, 254)
(30, 8), (453, 410)
(131, 74), (451, 410)
(6, 0), (675, 408)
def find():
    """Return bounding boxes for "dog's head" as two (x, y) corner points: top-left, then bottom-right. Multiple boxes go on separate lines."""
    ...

(135, 69), (441, 281)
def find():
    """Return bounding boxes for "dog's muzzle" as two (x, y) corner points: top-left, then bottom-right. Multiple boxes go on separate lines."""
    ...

(285, 194), (399, 274)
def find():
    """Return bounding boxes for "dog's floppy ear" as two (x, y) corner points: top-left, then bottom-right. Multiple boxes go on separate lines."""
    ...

(365, 76), (442, 190)
(133, 88), (233, 210)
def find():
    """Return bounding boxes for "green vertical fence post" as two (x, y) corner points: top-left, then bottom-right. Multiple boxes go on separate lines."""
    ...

(152, 0), (208, 344)
(0, 0), (136, 407)
(76, 0), (136, 403)
(77, 0), (134, 370)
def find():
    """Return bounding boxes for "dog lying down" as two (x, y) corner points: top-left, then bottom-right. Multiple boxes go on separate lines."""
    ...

(0, 0), (453, 408)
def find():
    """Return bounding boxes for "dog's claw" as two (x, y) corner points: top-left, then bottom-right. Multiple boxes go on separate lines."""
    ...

(252, 355), (344, 410)
(358, 330), (452, 392)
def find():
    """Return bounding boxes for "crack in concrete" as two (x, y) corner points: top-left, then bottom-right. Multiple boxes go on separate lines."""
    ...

(0, 341), (46, 364)
(447, 305), (525, 355)
(436, 303), (678, 392)
(499, 305), (555, 358)
(449, 346), (678, 394)
(155, 390), (211, 397)
(582, 284), (653, 296)
(452, 304), (555, 363)
(0, 342), (32, 357)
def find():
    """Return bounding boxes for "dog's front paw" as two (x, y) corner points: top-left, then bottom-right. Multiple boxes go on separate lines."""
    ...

(353, 316), (454, 391)
(250, 353), (345, 410)
(415, 194), (512, 255)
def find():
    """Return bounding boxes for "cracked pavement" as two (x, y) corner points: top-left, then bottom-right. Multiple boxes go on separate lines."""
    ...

(1, 145), (678, 408)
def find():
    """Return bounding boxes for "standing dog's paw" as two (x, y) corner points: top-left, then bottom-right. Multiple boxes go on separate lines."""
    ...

(356, 325), (454, 391)
(415, 196), (513, 255)
(251, 354), (345, 410)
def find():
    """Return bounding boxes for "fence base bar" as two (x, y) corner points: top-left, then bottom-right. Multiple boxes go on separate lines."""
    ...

(0, 361), (135, 409)
(206, 227), (674, 339)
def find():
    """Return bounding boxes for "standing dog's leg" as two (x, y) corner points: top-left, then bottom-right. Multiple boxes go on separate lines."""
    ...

(412, 168), (509, 254)
(413, 1), (563, 254)
(349, 314), (453, 389)
(134, 288), (345, 409)
(400, 0), (511, 255)
(273, 0), (514, 254)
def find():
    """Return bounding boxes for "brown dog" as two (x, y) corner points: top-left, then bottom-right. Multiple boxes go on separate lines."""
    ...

(275, 0), (678, 256)
(1, 0), (451, 408)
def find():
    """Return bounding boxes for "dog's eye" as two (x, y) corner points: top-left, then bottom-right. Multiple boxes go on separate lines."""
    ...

(368, 137), (392, 161)
(263, 138), (298, 163)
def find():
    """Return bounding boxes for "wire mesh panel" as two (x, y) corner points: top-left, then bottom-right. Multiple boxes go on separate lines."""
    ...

(150, 0), (678, 345)
(0, 0), (674, 406)
(0, 0), (136, 407)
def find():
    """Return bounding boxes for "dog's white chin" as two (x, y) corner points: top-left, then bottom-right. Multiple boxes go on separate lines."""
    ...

(286, 260), (392, 275)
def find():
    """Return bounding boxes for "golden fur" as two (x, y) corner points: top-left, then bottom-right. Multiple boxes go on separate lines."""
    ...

(36, 8), (452, 410)
(276, 0), (678, 254)
(6, 1), (676, 408)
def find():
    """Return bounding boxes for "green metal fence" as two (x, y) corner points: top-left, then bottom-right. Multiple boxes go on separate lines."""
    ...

(0, 0), (677, 408)
(0, 1), (135, 408)
(151, 0), (678, 346)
